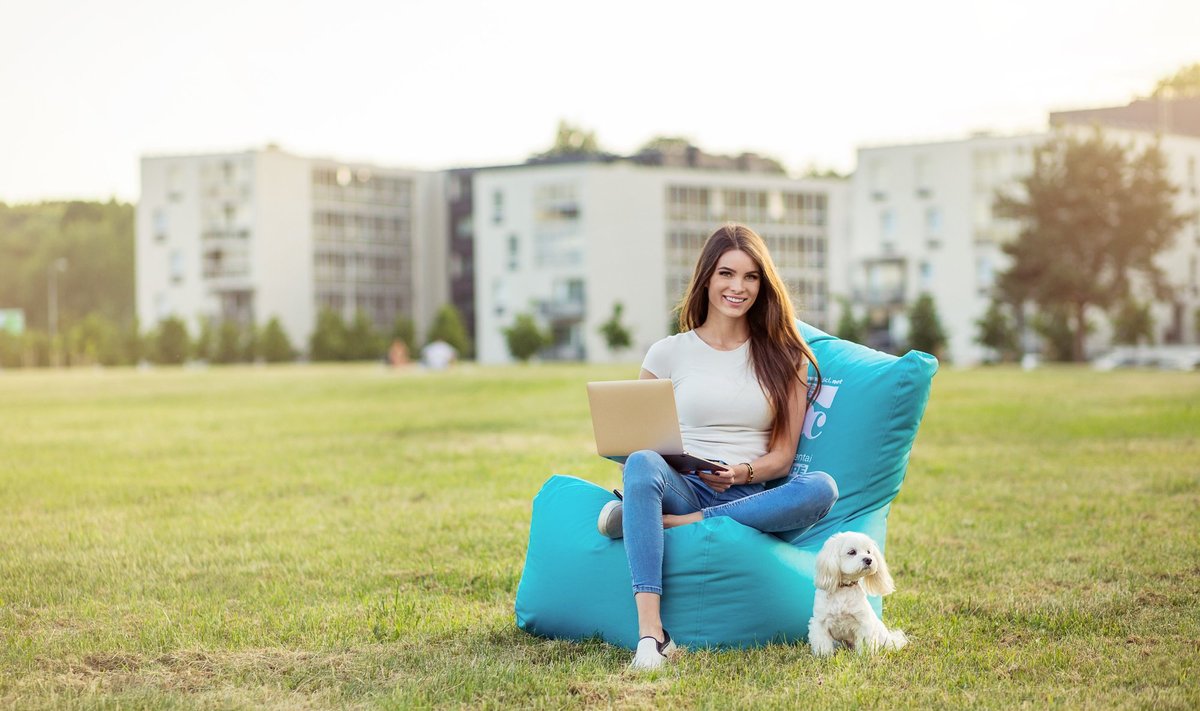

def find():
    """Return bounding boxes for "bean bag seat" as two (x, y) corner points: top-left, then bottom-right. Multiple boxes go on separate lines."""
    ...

(514, 323), (938, 649)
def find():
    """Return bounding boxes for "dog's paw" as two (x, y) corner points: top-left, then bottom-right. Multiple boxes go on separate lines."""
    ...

(810, 638), (836, 657)
(886, 629), (908, 650)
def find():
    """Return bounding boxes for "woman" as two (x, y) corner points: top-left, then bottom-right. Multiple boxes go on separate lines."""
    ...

(598, 223), (839, 670)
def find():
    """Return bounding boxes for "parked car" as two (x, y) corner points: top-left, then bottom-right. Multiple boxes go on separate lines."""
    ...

(1092, 345), (1200, 371)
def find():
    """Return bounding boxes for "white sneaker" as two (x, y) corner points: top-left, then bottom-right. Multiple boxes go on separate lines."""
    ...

(597, 500), (623, 539)
(629, 630), (676, 671)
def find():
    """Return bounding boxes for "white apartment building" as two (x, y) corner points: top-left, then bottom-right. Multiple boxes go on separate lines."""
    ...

(137, 146), (447, 351)
(851, 116), (1200, 364)
(473, 160), (849, 364)
(851, 133), (1042, 364)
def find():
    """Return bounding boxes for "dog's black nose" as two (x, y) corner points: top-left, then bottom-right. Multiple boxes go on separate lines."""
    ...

(862, 557), (873, 567)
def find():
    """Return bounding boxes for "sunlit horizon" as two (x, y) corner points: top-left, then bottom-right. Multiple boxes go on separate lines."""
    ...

(1, 0), (1197, 203)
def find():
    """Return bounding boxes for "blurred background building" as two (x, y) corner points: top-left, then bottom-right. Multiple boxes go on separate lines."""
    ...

(134, 97), (1200, 365)
(471, 156), (847, 364)
(848, 95), (1200, 363)
(137, 145), (447, 346)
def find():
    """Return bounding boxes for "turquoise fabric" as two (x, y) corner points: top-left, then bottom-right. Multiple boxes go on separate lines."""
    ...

(514, 324), (938, 649)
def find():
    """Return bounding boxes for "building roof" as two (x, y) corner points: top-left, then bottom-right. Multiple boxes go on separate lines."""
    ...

(1050, 96), (1200, 137)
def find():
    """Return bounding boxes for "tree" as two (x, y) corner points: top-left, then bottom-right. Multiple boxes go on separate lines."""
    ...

(152, 316), (189, 365)
(1112, 299), (1155, 346)
(975, 301), (1020, 363)
(345, 311), (383, 361)
(259, 317), (296, 363)
(20, 330), (50, 367)
(0, 200), (134, 335)
(213, 320), (243, 364)
(669, 306), (682, 336)
(66, 312), (123, 366)
(309, 308), (348, 361)
(598, 302), (633, 355)
(638, 135), (693, 153)
(193, 316), (215, 362)
(906, 293), (947, 356)
(504, 313), (550, 362)
(834, 299), (865, 343)
(994, 130), (1188, 361)
(1033, 306), (1077, 362)
(426, 304), (472, 358)
(241, 322), (259, 362)
(122, 316), (145, 365)
(0, 331), (21, 368)
(803, 163), (849, 180)
(538, 120), (601, 158)
(1152, 62), (1200, 98)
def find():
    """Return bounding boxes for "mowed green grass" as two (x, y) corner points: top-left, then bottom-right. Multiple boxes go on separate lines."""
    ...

(0, 363), (1197, 709)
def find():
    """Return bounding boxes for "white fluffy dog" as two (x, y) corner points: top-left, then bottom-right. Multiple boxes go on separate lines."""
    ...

(808, 531), (908, 656)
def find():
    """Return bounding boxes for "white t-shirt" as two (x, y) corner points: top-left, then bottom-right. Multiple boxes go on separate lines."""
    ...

(641, 330), (772, 466)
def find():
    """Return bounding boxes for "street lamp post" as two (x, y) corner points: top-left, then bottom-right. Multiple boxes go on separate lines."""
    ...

(48, 258), (68, 365)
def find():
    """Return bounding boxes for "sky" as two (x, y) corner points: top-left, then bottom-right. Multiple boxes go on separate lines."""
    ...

(1, 0), (1197, 203)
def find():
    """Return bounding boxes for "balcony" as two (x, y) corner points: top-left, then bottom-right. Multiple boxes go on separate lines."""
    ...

(855, 286), (906, 307)
(540, 299), (585, 323)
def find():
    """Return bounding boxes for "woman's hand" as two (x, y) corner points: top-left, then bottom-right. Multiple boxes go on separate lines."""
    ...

(697, 467), (737, 492)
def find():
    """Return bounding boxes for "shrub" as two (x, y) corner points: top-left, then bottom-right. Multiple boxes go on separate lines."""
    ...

(152, 317), (189, 365)
(504, 313), (549, 362)
(259, 317), (295, 363)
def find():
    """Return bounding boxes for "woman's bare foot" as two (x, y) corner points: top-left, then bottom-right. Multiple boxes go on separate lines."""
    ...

(662, 512), (703, 529)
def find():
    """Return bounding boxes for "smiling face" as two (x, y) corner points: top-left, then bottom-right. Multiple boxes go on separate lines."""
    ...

(705, 249), (761, 323)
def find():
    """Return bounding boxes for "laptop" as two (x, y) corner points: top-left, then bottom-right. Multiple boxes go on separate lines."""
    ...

(586, 379), (726, 472)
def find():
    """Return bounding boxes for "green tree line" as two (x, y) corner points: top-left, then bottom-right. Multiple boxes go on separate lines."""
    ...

(0, 200), (134, 330)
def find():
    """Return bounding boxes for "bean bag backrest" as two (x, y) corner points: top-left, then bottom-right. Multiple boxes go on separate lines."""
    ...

(775, 322), (939, 549)
(514, 323), (937, 649)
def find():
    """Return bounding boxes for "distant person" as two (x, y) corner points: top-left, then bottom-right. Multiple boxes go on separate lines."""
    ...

(388, 339), (410, 367)
(421, 339), (457, 370)
(595, 223), (838, 670)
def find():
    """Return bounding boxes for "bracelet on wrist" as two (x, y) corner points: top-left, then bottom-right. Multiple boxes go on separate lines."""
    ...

(741, 462), (755, 484)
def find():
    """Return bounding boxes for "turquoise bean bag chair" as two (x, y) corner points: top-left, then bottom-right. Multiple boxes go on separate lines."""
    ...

(514, 323), (938, 649)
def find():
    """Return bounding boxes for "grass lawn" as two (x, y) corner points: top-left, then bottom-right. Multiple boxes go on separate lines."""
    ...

(0, 362), (1197, 709)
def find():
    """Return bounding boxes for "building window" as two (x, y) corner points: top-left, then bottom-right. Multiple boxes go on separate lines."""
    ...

(976, 254), (994, 292)
(870, 160), (889, 201)
(880, 209), (895, 243)
(535, 183), (580, 223)
(492, 279), (507, 316)
(153, 209), (168, 243)
(925, 206), (942, 249)
(720, 189), (768, 223)
(925, 206), (942, 235)
(507, 234), (519, 272)
(667, 185), (711, 222)
(493, 190), (504, 224)
(169, 250), (184, 285)
(914, 154), (931, 197)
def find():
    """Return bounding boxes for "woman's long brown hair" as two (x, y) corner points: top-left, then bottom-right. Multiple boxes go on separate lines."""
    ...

(676, 223), (821, 447)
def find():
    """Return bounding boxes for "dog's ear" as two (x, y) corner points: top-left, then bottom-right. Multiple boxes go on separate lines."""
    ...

(862, 542), (896, 597)
(814, 534), (844, 592)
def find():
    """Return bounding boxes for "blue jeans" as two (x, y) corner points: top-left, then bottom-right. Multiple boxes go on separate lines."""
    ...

(621, 449), (838, 595)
